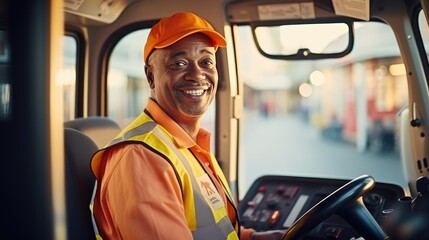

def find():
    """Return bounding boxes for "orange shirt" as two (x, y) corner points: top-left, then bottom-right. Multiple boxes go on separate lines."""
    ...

(93, 98), (254, 239)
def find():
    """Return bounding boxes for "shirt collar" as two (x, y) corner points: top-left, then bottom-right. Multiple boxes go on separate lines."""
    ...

(145, 98), (212, 151)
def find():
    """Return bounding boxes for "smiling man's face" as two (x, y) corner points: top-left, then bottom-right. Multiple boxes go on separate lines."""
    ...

(146, 33), (218, 124)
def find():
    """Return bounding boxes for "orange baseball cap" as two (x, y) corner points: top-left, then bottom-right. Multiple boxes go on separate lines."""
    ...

(144, 12), (227, 63)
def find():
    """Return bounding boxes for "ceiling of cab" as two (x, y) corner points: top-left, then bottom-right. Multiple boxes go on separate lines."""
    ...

(64, 0), (139, 24)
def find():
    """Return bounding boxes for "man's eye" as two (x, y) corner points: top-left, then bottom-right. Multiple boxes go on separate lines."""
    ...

(202, 59), (215, 68)
(170, 61), (187, 69)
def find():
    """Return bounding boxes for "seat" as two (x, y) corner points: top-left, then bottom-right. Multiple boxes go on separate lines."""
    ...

(64, 117), (121, 240)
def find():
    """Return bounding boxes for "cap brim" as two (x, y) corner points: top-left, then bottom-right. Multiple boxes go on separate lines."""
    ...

(154, 28), (226, 49)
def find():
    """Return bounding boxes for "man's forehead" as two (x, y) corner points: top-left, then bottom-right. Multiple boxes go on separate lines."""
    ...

(168, 48), (215, 59)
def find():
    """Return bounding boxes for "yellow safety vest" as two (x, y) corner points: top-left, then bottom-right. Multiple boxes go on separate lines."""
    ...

(91, 112), (239, 240)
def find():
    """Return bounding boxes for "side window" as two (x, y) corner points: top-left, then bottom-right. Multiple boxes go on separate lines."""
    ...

(2, 33), (77, 122)
(107, 29), (216, 145)
(418, 10), (429, 62)
(107, 30), (151, 127)
(62, 35), (77, 121)
(0, 31), (10, 121)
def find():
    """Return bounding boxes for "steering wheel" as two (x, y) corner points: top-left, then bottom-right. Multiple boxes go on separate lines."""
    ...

(281, 175), (387, 240)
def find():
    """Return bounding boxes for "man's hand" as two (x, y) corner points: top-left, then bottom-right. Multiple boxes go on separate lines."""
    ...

(250, 230), (286, 240)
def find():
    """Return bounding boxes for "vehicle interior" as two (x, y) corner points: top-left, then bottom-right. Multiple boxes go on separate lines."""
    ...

(1, 0), (429, 239)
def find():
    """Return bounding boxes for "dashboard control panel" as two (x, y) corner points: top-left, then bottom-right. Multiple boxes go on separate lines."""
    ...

(238, 175), (405, 239)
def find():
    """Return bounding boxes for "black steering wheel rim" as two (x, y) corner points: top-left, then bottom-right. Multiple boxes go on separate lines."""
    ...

(281, 174), (387, 240)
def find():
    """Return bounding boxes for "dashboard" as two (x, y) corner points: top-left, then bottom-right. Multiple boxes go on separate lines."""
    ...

(238, 175), (405, 239)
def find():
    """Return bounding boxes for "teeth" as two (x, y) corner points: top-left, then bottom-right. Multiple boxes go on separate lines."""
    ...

(183, 89), (205, 96)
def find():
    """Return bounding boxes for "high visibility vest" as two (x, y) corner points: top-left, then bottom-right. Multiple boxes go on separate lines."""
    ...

(91, 112), (240, 240)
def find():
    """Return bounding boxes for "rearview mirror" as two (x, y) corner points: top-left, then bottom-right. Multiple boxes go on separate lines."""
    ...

(251, 21), (354, 60)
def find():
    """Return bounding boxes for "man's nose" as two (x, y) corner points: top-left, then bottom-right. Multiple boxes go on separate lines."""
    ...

(185, 62), (206, 81)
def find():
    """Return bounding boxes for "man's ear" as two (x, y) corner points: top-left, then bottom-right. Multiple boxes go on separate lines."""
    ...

(144, 65), (155, 89)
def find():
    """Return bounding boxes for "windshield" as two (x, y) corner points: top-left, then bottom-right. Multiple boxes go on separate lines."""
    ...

(235, 21), (409, 199)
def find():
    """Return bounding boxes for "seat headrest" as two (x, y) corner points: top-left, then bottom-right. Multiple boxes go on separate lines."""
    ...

(64, 117), (121, 148)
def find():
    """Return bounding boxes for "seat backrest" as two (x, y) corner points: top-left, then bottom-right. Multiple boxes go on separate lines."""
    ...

(64, 117), (121, 240)
(64, 128), (98, 240)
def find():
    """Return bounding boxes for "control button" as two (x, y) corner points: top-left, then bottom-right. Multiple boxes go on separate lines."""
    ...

(276, 185), (286, 194)
(250, 192), (264, 207)
(265, 194), (280, 209)
(269, 210), (281, 225)
(247, 201), (256, 207)
(283, 186), (299, 199)
(243, 207), (254, 218)
(323, 226), (342, 239)
(259, 210), (271, 222)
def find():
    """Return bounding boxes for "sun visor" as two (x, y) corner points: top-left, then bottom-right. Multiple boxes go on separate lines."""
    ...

(332, 0), (370, 21)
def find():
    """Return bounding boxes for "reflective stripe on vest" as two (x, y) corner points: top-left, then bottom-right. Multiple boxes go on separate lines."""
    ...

(103, 120), (237, 240)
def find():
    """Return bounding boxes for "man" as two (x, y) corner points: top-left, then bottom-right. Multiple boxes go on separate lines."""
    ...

(90, 12), (285, 240)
